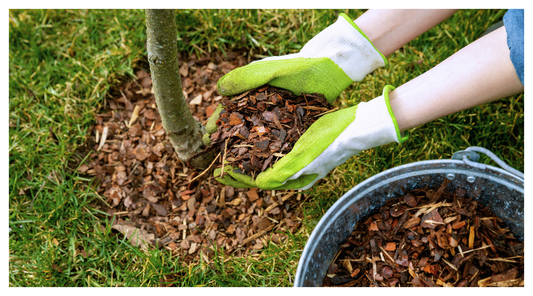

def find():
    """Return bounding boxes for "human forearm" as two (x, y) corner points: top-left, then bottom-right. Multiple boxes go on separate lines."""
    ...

(355, 9), (458, 57)
(388, 27), (524, 131)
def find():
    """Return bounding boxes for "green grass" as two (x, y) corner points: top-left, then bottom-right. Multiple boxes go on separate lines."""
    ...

(9, 9), (523, 286)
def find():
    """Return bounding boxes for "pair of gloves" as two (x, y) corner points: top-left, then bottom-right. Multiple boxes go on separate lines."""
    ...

(205, 13), (408, 190)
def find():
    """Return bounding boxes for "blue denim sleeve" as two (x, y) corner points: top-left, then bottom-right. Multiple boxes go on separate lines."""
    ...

(503, 9), (524, 85)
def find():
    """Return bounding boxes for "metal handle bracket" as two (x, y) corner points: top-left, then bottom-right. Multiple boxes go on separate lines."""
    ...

(451, 150), (480, 162)
(452, 147), (524, 180)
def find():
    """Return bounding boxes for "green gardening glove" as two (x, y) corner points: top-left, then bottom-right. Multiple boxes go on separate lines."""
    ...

(215, 86), (408, 190)
(202, 104), (223, 145)
(217, 13), (387, 102)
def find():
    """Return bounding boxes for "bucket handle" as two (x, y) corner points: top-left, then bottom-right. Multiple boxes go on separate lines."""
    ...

(452, 146), (524, 180)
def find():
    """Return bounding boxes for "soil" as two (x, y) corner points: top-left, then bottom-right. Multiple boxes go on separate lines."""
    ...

(322, 179), (524, 287)
(68, 51), (309, 268)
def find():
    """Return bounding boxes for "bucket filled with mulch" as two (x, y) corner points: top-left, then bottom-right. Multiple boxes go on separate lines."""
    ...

(294, 147), (524, 287)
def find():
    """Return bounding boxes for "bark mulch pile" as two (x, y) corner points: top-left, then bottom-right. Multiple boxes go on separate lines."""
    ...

(205, 86), (333, 176)
(323, 179), (524, 287)
(70, 51), (308, 265)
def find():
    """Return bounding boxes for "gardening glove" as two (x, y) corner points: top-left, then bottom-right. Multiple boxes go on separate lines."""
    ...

(203, 104), (223, 145)
(214, 85), (408, 190)
(217, 13), (387, 102)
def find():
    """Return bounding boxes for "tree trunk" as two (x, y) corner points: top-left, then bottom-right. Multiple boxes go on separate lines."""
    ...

(145, 9), (212, 169)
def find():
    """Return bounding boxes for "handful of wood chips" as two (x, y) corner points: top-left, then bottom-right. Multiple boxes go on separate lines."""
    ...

(209, 85), (335, 176)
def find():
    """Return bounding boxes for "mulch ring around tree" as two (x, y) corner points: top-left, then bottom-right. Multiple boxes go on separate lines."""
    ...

(68, 51), (310, 265)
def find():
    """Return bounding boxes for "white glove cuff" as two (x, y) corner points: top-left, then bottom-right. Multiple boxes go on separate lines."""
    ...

(258, 13), (387, 81)
(288, 86), (403, 190)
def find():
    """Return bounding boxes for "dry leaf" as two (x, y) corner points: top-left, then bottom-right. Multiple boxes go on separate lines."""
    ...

(112, 224), (154, 250)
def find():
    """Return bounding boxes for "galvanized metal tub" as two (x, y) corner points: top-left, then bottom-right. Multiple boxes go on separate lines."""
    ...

(294, 147), (524, 287)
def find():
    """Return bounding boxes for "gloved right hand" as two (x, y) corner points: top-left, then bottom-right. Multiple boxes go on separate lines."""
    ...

(217, 13), (387, 102)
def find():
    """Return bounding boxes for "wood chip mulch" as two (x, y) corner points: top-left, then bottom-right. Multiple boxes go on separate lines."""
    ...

(69, 51), (308, 265)
(323, 179), (524, 287)
(204, 85), (333, 176)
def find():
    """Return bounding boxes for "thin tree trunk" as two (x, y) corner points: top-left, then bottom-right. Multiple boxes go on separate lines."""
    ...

(145, 9), (212, 168)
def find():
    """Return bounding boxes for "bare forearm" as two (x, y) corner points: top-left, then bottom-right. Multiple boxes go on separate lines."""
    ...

(389, 27), (524, 131)
(355, 9), (458, 56)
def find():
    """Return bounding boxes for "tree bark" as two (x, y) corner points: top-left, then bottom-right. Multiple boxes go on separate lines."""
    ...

(145, 9), (212, 169)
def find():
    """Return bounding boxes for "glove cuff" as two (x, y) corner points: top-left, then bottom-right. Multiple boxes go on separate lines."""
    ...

(382, 85), (409, 143)
(346, 85), (408, 149)
(299, 13), (387, 81)
(258, 13), (387, 82)
(339, 13), (388, 67)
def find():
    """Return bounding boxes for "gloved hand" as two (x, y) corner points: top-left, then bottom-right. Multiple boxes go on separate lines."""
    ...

(203, 104), (223, 145)
(217, 13), (387, 102)
(214, 86), (408, 190)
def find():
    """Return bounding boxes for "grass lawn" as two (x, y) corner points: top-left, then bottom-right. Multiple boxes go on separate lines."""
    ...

(9, 9), (523, 286)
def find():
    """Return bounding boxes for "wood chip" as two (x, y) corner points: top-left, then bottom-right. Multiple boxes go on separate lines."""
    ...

(128, 105), (141, 127)
(97, 126), (108, 151)
(190, 94), (202, 105)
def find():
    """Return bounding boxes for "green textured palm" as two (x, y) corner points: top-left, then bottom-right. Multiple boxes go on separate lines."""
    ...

(214, 105), (359, 190)
(217, 57), (353, 102)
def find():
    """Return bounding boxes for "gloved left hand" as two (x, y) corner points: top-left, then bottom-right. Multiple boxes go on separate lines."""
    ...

(213, 85), (408, 190)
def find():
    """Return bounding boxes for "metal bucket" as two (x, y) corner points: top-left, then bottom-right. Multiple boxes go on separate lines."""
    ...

(294, 147), (524, 287)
